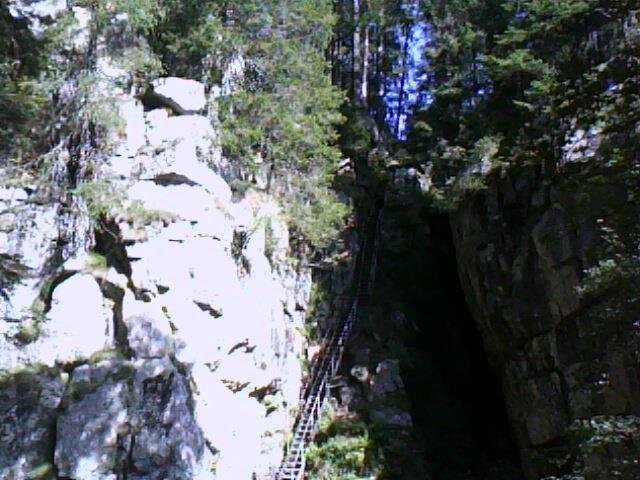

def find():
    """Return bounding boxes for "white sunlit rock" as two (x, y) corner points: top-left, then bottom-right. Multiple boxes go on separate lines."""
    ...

(10, 0), (65, 17)
(207, 384), (265, 479)
(71, 7), (90, 49)
(126, 183), (212, 221)
(62, 251), (91, 271)
(127, 315), (175, 359)
(25, 274), (113, 366)
(152, 78), (207, 112)
(145, 114), (214, 147)
(1, 71), (310, 479)
(0, 279), (39, 325)
(562, 123), (602, 165)
(9, 0), (66, 34)
(0, 203), (58, 270)
(118, 98), (146, 155)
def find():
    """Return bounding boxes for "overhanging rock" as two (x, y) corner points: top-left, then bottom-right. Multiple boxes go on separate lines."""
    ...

(151, 77), (207, 112)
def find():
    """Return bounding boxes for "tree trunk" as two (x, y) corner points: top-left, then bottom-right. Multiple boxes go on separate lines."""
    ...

(395, 24), (411, 136)
(352, 0), (361, 100)
(361, 23), (369, 102)
(376, 24), (386, 126)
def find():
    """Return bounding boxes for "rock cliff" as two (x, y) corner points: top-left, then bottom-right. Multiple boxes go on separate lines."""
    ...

(0, 77), (309, 479)
(452, 163), (640, 479)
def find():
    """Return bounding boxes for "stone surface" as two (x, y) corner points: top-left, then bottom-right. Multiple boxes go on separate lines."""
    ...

(55, 363), (130, 480)
(127, 315), (174, 359)
(369, 359), (404, 398)
(452, 164), (640, 478)
(370, 406), (413, 427)
(152, 77), (206, 112)
(0, 366), (64, 480)
(0, 76), (309, 479)
(129, 357), (209, 479)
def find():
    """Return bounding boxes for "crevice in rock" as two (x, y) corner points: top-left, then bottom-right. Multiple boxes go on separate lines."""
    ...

(94, 218), (132, 278)
(221, 379), (251, 393)
(146, 172), (200, 187)
(357, 186), (524, 478)
(169, 353), (200, 410)
(47, 383), (63, 480)
(227, 338), (254, 355)
(38, 269), (78, 315)
(231, 228), (251, 277)
(403, 212), (523, 479)
(193, 300), (223, 318)
(95, 278), (132, 358)
(136, 86), (200, 116)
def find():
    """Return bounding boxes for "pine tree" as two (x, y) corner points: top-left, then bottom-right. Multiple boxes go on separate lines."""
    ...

(407, 0), (640, 196)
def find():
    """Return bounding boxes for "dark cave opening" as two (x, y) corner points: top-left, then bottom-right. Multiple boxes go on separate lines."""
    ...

(374, 198), (523, 479)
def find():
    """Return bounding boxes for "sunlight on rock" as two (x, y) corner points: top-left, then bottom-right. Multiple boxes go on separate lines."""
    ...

(152, 78), (207, 112)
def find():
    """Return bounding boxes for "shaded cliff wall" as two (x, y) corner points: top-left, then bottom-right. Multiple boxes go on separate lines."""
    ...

(305, 170), (523, 479)
(451, 163), (640, 479)
(358, 181), (521, 479)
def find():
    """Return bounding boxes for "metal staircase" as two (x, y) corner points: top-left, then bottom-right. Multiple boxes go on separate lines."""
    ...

(274, 201), (382, 480)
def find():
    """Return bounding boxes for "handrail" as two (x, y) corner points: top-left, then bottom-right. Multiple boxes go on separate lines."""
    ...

(273, 200), (382, 480)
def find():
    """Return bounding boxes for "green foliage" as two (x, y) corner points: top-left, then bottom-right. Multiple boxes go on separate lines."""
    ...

(484, 48), (551, 81)
(85, 252), (108, 274)
(22, 164), (171, 263)
(0, 3), (48, 160)
(89, 0), (162, 31)
(115, 45), (164, 86)
(26, 463), (55, 480)
(147, 0), (234, 81)
(212, 0), (348, 248)
(307, 399), (426, 479)
(549, 416), (640, 478)
(569, 416), (640, 451)
(285, 181), (349, 249)
(143, 0), (350, 248)
(13, 319), (43, 345)
(576, 215), (640, 299)
(73, 177), (126, 219)
(120, 200), (177, 227)
(2, 0), (349, 251)
(306, 409), (380, 480)
(408, 0), (640, 206)
(0, 0), (162, 228)
(0, 254), (30, 300)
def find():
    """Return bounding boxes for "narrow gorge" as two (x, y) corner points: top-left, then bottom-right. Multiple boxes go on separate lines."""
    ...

(1, 1), (639, 480)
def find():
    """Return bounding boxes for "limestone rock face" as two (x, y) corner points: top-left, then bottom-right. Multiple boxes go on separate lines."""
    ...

(55, 363), (132, 480)
(0, 366), (64, 480)
(452, 164), (640, 478)
(152, 77), (207, 112)
(0, 76), (308, 479)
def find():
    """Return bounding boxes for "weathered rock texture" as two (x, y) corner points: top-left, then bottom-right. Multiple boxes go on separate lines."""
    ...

(0, 78), (308, 479)
(452, 164), (640, 479)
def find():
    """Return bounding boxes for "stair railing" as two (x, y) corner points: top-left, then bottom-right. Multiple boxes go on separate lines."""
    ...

(273, 201), (382, 480)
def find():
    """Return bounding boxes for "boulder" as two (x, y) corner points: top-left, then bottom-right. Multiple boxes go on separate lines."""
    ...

(151, 78), (206, 112)
(370, 359), (403, 398)
(55, 362), (130, 480)
(126, 315), (174, 359)
(370, 407), (413, 427)
(0, 366), (64, 480)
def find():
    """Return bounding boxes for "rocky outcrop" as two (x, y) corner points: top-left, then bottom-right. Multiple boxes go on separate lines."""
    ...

(452, 163), (640, 479)
(0, 78), (309, 479)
